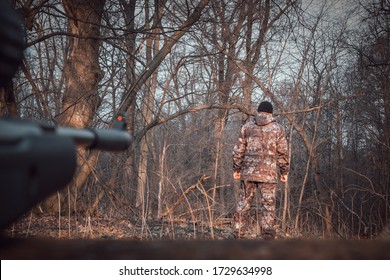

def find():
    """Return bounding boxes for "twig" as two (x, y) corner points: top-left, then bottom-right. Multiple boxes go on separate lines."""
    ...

(161, 175), (210, 218)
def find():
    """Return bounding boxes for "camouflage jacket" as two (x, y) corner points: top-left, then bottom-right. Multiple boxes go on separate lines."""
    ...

(233, 113), (289, 183)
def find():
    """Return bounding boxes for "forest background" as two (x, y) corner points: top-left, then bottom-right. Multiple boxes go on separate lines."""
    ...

(1, 0), (389, 240)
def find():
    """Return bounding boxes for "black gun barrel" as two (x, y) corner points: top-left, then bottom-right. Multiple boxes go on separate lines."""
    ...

(56, 126), (131, 151)
(0, 115), (131, 229)
(0, 116), (131, 151)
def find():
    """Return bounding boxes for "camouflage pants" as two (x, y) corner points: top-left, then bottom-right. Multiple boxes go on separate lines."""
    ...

(234, 181), (276, 238)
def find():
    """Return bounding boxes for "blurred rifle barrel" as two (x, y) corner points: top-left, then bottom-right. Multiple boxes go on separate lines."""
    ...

(0, 115), (131, 229)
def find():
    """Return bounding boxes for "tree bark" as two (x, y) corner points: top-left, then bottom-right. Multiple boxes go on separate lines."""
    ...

(135, 0), (160, 217)
(0, 81), (18, 117)
(44, 0), (106, 212)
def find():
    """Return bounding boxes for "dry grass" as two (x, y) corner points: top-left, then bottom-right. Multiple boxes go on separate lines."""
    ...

(4, 213), (236, 240)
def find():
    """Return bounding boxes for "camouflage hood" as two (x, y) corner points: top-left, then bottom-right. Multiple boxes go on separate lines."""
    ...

(254, 113), (275, 126)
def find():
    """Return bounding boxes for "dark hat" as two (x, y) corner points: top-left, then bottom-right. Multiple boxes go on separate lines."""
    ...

(257, 101), (273, 114)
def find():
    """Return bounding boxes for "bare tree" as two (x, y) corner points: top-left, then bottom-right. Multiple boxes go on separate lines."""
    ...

(44, 0), (106, 212)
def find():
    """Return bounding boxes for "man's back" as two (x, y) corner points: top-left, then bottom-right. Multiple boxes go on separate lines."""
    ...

(233, 112), (289, 183)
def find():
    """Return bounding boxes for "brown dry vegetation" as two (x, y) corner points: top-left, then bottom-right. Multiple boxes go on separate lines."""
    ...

(4, 212), (303, 241)
(5, 214), (230, 240)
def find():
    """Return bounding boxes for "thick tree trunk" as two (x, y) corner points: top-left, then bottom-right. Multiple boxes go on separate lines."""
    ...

(0, 82), (18, 117)
(43, 0), (105, 212)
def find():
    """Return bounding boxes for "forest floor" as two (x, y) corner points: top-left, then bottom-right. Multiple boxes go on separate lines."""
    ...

(3, 213), (296, 241)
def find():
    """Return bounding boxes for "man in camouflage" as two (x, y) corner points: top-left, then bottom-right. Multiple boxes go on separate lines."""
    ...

(233, 101), (289, 240)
